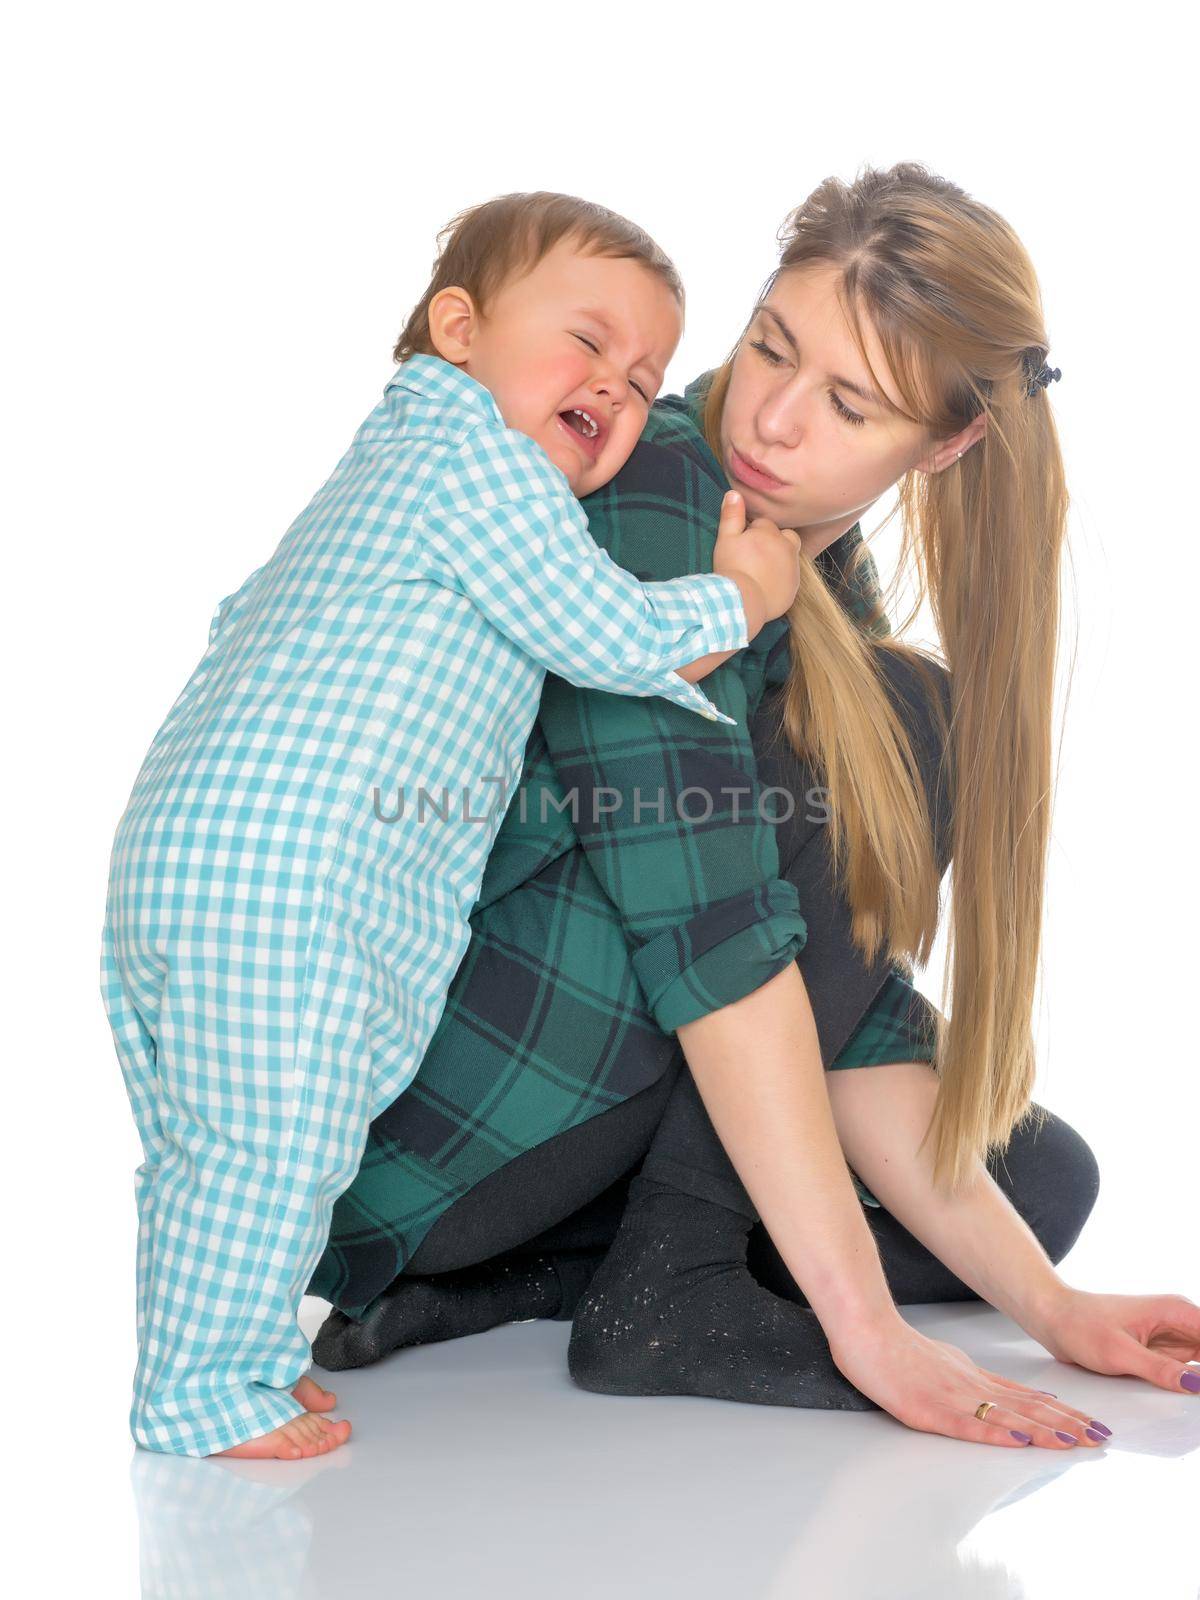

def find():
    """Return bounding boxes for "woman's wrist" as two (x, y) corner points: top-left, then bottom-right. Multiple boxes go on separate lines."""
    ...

(763, 1180), (905, 1341)
(1007, 1274), (1078, 1347)
(803, 1273), (906, 1341)
(677, 965), (902, 1343)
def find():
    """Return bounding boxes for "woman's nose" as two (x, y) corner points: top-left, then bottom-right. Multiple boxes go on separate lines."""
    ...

(756, 403), (803, 448)
(755, 386), (806, 447)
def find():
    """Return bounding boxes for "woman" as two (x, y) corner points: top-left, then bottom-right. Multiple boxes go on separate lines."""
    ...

(307, 167), (1200, 1448)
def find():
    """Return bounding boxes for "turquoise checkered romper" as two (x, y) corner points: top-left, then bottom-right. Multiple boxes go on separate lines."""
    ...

(100, 354), (749, 1456)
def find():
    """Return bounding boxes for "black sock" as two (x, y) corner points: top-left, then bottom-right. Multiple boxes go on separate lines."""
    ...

(311, 1248), (604, 1372)
(567, 1173), (879, 1411)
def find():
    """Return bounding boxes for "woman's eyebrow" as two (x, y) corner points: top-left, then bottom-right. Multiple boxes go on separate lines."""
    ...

(754, 303), (890, 410)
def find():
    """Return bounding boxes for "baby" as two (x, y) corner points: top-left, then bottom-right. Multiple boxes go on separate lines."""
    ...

(99, 191), (802, 1461)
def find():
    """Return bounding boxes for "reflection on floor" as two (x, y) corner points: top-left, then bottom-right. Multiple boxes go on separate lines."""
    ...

(127, 1297), (1200, 1599)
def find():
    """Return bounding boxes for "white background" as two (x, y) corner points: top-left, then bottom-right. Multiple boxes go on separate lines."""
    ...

(5, 2), (1195, 1590)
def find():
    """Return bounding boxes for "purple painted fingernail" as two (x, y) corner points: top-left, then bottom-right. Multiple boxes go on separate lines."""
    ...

(1181, 1371), (1200, 1393)
(1054, 1431), (1077, 1445)
(1010, 1430), (1032, 1444)
(1088, 1420), (1112, 1437)
(1084, 1427), (1107, 1443)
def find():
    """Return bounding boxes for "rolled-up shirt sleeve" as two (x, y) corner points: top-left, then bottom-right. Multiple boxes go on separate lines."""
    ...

(534, 408), (811, 1032)
(538, 655), (809, 1033)
(418, 421), (748, 725)
(631, 881), (810, 1034)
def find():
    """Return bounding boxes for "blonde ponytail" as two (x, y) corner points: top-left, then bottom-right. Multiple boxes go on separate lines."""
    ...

(705, 164), (1071, 1194)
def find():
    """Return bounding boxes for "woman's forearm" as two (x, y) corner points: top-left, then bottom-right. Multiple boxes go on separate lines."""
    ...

(824, 1061), (1074, 1343)
(675, 962), (901, 1336)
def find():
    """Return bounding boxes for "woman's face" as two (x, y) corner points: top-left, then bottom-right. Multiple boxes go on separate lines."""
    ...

(717, 262), (973, 556)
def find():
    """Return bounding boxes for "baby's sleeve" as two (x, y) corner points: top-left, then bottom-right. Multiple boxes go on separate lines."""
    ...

(418, 422), (749, 725)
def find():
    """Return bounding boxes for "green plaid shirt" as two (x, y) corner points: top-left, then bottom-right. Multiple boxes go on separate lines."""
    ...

(308, 373), (938, 1318)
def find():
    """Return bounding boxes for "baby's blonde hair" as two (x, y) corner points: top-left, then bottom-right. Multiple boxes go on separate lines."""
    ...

(393, 191), (683, 363)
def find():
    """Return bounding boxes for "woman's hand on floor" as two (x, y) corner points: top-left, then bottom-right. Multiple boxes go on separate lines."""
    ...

(1034, 1288), (1200, 1394)
(825, 1315), (1112, 1448)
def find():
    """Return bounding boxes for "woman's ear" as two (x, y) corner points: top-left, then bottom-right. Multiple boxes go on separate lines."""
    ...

(916, 411), (988, 475)
(427, 286), (479, 365)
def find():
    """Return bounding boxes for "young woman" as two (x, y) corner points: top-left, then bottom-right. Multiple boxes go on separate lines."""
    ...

(306, 166), (1199, 1451)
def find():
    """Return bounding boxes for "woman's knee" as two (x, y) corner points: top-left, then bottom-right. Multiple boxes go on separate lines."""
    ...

(404, 1059), (685, 1275)
(989, 1104), (1101, 1266)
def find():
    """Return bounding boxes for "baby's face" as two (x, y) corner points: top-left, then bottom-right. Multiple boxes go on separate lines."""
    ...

(450, 235), (682, 496)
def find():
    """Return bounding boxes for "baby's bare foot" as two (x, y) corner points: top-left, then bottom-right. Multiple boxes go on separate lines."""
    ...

(213, 1409), (352, 1460)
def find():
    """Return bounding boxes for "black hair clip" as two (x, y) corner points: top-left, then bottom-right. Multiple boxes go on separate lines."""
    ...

(1023, 352), (1062, 398)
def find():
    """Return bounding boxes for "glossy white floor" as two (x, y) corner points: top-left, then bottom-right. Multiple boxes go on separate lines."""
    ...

(114, 1161), (1199, 1600)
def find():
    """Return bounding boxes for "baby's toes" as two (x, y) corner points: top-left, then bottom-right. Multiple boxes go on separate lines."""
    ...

(302, 1411), (348, 1452)
(314, 1423), (339, 1452)
(282, 1414), (323, 1455)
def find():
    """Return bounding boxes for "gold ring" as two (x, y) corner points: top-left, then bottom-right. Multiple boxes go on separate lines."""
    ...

(975, 1400), (996, 1422)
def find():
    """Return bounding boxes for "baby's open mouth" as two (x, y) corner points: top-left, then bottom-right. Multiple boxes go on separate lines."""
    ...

(557, 406), (604, 462)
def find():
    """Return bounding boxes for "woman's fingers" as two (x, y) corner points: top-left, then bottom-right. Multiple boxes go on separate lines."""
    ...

(831, 1325), (1112, 1451)
(1039, 1291), (1200, 1389)
(1110, 1334), (1200, 1395)
(910, 1353), (1110, 1447)
(973, 1367), (1101, 1432)
(933, 1408), (1034, 1448)
(1140, 1295), (1200, 1363)
(927, 1398), (1105, 1450)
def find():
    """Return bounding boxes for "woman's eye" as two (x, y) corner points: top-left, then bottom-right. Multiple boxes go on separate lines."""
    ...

(829, 391), (866, 427)
(751, 336), (864, 426)
(750, 334), (864, 426)
(750, 338), (784, 366)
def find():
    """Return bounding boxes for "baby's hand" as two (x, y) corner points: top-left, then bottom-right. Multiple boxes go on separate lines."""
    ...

(713, 491), (803, 635)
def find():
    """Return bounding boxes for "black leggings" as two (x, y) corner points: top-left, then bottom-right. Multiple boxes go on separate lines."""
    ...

(406, 1054), (1099, 1307)
(404, 654), (1101, 1297)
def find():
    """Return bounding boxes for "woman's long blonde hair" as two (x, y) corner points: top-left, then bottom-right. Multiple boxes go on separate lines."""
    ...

(702, 163), (1071, 1194)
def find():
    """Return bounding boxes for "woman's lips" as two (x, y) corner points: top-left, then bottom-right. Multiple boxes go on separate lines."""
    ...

(556, 412), (602, 464)
(728, 445), (785, 492)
